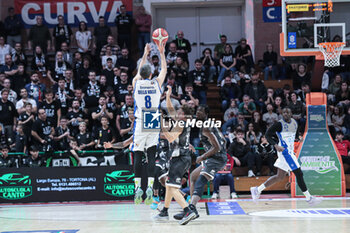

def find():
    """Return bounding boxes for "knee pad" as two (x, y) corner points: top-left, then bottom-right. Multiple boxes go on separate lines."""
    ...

(193, 175), (208, 197)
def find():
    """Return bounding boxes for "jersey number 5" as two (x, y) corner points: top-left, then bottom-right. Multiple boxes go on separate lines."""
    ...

(145, 95), (152, 108)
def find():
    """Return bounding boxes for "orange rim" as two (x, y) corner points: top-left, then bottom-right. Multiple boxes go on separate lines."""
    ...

(319, 42), (345, 53)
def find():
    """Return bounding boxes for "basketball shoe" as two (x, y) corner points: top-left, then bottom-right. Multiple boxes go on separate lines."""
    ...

(179, 209), (196, 225)
(150, 196), (160, 210)
(250, 186), (260, 202)
(144, 186), (153, 205)
(153, 208), (169, 222)
(134, 187), (143, 205)
(174, 204), (199, 221)
(307, 196), (323, 206)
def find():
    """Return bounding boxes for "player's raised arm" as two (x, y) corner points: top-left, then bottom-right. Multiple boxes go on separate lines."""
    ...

(104, 136), (133, 149)
(155, 40), (167, 87)
(161, 112), (183, 143)
(162, 123), (183, 143)
(133, 43), (151, 88)
(196, 128), (220, 163)
(166, 86), (178, 121)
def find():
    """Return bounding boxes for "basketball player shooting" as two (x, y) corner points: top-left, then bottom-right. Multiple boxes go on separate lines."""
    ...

(131, 41), (167, 205)
(250, 108), (322, 205)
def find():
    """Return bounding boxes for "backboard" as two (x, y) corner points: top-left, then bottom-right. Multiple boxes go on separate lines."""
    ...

(280, 0), (350, 59)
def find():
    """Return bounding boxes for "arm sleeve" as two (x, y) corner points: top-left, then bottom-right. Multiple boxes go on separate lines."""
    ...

(265, 122), (282, 146)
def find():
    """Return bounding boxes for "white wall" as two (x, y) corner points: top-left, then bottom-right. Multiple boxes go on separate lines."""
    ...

(143, 0), (255, 57)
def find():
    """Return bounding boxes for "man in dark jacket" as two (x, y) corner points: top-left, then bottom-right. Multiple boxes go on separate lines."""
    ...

(220, 76), (241, 111)
(228, 129), (261, 177)
(244, 72), (266, 111)
(115, 4), (133, 49)
(28, 16), (51, 54)
(188, 59), (207, 104)
(4, 7), (22, 47)
(172, 30), (192, 65)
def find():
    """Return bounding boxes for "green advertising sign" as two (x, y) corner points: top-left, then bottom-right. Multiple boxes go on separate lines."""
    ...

(296, 105), (342, 196)
(104, 170), (135, 197)
(0, 173), (32, 200)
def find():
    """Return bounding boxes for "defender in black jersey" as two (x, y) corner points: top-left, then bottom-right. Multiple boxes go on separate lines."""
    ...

(153, 86), (196, 225)
(151, 138), (170, 207)
(174, 104), (227, 221)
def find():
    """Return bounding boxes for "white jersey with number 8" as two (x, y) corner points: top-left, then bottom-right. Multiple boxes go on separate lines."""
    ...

(133, 79), (162, 119)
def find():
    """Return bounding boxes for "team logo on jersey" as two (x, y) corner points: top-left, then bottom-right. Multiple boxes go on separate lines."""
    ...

(142, 109), (161, 131)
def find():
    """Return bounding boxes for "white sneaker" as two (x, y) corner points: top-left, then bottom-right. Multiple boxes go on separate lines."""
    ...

(250, 186), (260, 202)
(211, 193), (219, 199)
(307, 196), (323, 206)
(248, 170), (255, 177)
(230, 192), (238, 199)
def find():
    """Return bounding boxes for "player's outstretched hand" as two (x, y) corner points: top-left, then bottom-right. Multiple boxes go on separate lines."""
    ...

(104, 142), (112, 149)
(274, 145), (285, 152)
(144, 43), (151, 54)
(157, 40), (165, 54)
(166, 85), (172, 97)
(189, 144), (196, 153)
(196, 156), (204, 164)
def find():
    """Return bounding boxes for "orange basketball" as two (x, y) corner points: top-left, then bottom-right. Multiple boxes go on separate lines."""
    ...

(152, 28), (169, 46)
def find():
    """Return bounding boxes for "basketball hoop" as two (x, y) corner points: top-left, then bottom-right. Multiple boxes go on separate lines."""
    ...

(318, 42), (345, 67)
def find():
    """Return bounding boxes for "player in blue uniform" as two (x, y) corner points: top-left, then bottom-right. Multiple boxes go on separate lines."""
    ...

(131, 42), (167, 205)
(250, 108), (322, 205)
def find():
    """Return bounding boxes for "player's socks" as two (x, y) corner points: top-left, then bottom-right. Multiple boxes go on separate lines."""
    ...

(144, 186), (153, 205)
(258, 184), (266, 193)
(148, 177), (154, 187)
(303, 190), (312, 201)
(134, 177), (141, 190)
(150, 196), (160, 210)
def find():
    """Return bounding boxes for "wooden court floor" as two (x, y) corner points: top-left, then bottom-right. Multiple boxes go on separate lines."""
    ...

(1, 195), (350, 233)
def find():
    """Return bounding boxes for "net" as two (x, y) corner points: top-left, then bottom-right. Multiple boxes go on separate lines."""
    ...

(318, 42), (345, 67)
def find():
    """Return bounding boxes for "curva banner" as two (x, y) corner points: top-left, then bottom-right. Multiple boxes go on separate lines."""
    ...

(14, 0), (133, 28)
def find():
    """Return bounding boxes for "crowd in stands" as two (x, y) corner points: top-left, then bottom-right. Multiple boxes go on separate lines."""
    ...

(0, 5), (349, 177)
